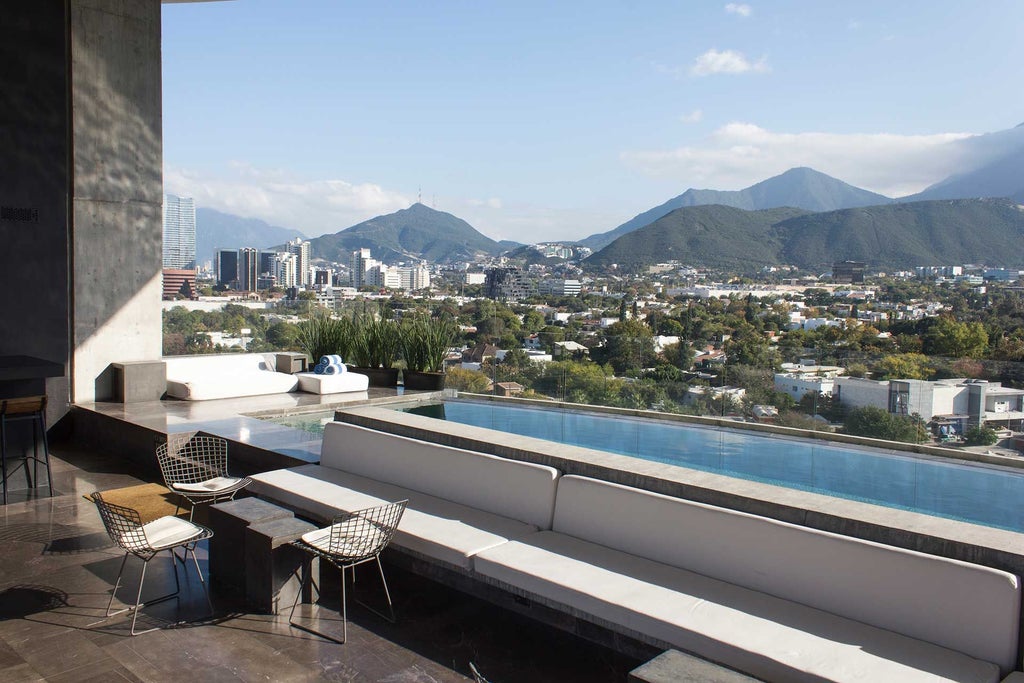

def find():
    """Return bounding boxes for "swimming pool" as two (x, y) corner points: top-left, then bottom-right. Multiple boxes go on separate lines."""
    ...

(400, 400), (1024, 533)
(264, 399), (1024, 532)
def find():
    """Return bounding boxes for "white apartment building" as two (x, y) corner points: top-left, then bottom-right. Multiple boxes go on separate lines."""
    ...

(833, 377), (1024, 433)
(538, 278), (582, 296)
(286, 238), (311, 286)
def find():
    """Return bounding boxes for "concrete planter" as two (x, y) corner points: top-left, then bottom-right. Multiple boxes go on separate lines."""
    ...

(402, 370), (446, 391)
(348, 366), (398, 387)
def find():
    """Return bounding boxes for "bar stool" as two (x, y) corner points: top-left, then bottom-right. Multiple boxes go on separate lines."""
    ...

(1, 395), (53, 505)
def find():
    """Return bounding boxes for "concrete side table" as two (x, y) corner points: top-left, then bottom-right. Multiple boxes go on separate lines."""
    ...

(111, 360), (166, 402)
(245, 516), (317, 614)
(208, 498), (294, 597)
(275, 352), (307, 374)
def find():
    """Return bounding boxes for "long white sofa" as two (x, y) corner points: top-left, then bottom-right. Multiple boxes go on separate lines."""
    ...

(165, 353), (299, 401)
(249, 421), (1022, 683)
(249, 421), (559, 570)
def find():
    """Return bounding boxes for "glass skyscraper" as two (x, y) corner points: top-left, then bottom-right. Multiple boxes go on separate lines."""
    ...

(162, 194), (196, 269)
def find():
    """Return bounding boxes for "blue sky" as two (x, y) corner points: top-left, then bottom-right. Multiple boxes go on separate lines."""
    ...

(163, 0), (1024, 244)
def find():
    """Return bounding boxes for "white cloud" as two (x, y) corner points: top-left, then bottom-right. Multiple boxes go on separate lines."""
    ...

(690, 49), (770, 77)
(725, 3), (752, 17)
(164, 164), (412, 237)
(681, 109), (704, 124)
(620, 123), (977, 197)
(164, 164), (618, 245)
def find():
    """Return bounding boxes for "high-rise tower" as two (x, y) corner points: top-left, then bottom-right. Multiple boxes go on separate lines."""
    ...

(287, 238), (311, 286)
(162, 194), (196, 269)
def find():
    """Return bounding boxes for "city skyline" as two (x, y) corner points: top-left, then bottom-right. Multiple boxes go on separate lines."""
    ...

(162, 1), (1024, 244)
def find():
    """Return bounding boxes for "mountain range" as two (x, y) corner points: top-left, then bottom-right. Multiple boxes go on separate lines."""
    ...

(900, 123), (1024, 203)
(195, 208), (305, 266)
(584, 198), (1024, 272)
(579, 167), (892, 251)
(193, 121), (1024, 272)
(304, 202), (506, 264)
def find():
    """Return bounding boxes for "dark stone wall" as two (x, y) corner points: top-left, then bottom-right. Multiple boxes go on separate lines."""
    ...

(0, 1), (71, 421)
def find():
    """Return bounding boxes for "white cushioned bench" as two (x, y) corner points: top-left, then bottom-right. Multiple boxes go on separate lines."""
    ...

(474, 475), (1021, 683)
(248, 421), (560, 570)
(164, 353), (299, 401)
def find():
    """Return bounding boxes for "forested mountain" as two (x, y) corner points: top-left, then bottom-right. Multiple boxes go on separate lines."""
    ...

(308, 203), (504, 264)
(584, 198), (1024, 272)
(580, 167), (892, 251)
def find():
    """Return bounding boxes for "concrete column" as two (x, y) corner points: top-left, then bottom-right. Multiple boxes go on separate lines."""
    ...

(70, 0), (163, 403)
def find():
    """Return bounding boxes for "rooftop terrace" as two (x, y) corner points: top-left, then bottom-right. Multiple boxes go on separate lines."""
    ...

(0, 425), (645, 682)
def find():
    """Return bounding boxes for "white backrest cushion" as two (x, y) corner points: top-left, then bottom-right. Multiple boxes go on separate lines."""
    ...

(321, 422), (560, 529)
(164, 353), (274, 377)
(553, 475), (1020, 670)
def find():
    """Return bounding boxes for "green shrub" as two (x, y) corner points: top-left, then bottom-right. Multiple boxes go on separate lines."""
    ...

(964, 426), (999, 447)
(296, 313), (351, 364)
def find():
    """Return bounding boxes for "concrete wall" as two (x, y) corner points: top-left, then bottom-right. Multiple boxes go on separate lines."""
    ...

(71, 0), (163, 402)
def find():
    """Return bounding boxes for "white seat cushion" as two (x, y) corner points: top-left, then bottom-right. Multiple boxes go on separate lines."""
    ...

(300, 525), (378, 558)
(172, 476), (243, 493)
(250, 465), (540, 569)
(474, 531), (1001, 683)
(121, 516), (206, 552)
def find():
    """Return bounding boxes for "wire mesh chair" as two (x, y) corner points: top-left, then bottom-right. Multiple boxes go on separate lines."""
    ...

(289, 499), (408, 644)
(89, 492), (214, 635)
(156, 433), (251, 520)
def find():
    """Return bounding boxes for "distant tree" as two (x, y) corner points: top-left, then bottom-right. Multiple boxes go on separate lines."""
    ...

(661, 341), (694, 371)
(964, 426), (999, 447)
(521, 309), (546, 334)
(265, 322), (300, 350)
(538, 325), (566, 350)
(923, 316), (989, 358)
(775, 411), (827, 431)
(873, 353), (933, 380)
(163, 332), (186, 356)
(844, 362), (869, 378)
(843, 406), (927, 443)
(723, 324), (776, 368)
(594, 318), (655, 374)
(444, 367), (492, 393)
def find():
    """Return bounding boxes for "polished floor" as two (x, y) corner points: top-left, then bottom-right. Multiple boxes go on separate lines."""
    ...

(0, 439), (643, 682)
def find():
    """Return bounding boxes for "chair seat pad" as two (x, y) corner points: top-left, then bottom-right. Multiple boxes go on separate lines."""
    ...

(300, 526), (378, 560)
(127, 516), (207, 551)
(172, 476), (244, 494)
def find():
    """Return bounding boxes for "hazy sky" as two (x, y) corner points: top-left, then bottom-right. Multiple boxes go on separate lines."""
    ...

(162, 0), (1024, 244)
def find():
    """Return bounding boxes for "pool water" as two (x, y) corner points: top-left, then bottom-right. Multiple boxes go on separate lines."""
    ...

(403, 400), (1024, 533)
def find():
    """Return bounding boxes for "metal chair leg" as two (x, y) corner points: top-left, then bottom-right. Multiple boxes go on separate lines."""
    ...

(289, 562), (349, 644)
(353, 556), (397, 624)
(37, 411), (52, 498)
(1, 414), (8, 506)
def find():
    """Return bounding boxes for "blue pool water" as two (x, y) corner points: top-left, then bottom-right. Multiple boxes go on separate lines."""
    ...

(405, 400), (1024, 533)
